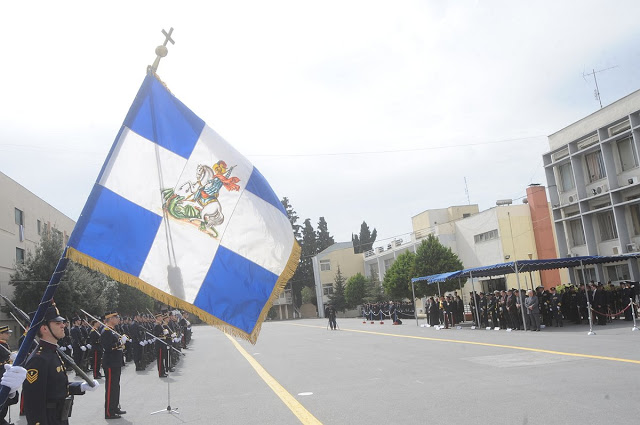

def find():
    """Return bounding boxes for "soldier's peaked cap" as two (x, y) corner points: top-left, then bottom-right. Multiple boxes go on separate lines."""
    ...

(43, 305), (66, 323)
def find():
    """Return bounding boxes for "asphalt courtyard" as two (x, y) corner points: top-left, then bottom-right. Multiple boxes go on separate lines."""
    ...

(9, 317), (640, 425)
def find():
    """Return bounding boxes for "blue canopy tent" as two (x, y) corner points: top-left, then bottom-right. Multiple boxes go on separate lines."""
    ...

(411, 253), (640, 329)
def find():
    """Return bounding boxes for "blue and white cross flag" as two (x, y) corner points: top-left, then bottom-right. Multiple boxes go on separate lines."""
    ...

(67, 72), (300, 343)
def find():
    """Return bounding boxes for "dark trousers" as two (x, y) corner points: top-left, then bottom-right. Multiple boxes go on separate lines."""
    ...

(133, 342), (143, 368)
(91, 349), (103, 378)
(104, 366), (122, 417)
(157, 343), (168, 376)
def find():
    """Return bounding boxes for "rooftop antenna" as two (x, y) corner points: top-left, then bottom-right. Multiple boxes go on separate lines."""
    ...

(583, 65), (617, 109)
(464, 177), (470, 205)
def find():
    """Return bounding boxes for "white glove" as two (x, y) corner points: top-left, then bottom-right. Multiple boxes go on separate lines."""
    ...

(80, 345), (87, 352)
(80, 380), (100, 392)
(139, 341), (144, 346)
(86, 344), (92, 350)
(60, 346), (66, 351)
(119, 335), (127, 345)
(171, 333), (176, 338)
(68, 345), (72, 351)
(1, 365), (27, 393)
(9, 352), (17, 362)
(163, 329), (169, 335)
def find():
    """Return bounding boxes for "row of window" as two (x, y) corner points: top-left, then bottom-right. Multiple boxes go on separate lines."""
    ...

(566, 205), (640, 246)
(575, 263), (629, 284)
(474, 229), (499, 244)
(15, 207), (47, 236)
(557, 137), (639, 192)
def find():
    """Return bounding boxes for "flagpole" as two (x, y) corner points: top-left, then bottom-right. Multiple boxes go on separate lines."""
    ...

(0, 249), (70, 405)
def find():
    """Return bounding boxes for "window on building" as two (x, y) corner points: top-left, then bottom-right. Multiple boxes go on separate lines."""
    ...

(558, 162), (575, 192)
(383, 258), (393, 270)
(37, 220), (42, 235)
(606, 264), (630, 282)
(474, 229), (499, 243)
(596, 210), (618, 241)
(322, 283), (333, 296)
(369, 264), (379, 281)
(462, 213), (471, 218)
(585, 150), (606, 182)
(568, 219), (586, 246)
(320, 260), (331, 272)
(576, 267), (596, 285)
(16, 248), (25, 264)
(617, 137), (638, 171)
(15, 208), (24, 226)
(630, 204), (640, 235)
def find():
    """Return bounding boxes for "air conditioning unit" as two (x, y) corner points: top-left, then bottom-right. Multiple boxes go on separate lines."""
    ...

(387, 244), (392, 250)
(568, 195), (575, 203)
(628, 176), (639, 185)
(612, 246), (621, 255)
(591, 184), (608, 196)
(394, 239), (403, 246)
(376, 247), (384, 253)
(626, 243), (638, 253)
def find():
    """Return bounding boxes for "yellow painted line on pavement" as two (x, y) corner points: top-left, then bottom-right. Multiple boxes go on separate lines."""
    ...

(225, 333), (323, 425)
(289, 323), (640, 365)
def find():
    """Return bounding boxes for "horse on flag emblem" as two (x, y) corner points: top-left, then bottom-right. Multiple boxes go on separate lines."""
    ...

(162, 160), (240, 238)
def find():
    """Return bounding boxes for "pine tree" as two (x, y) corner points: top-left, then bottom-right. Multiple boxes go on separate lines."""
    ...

(316, 217), (335, 253)
(329, 265), (347, 312)
(352, 221), (377, 253)
(281, 197), (302, 242)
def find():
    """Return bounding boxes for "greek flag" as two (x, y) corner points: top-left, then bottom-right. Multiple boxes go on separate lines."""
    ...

(67, 73), (300, 343)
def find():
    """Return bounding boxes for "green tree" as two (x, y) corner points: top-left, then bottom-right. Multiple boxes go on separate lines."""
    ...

(329, 266), (347, 312)
(344, 273), (367, 308)
(412, 235), (463, 297)
(382, 251), (416, 300)
(301, 286), (317, 306)
(316, 217), (335, 253)
(116, 283), (155, 316)
(10, 229), (116, 317)
(281, 197), (302, 242)
(365, 276), (386, 303)
(352, 221), (378, 254)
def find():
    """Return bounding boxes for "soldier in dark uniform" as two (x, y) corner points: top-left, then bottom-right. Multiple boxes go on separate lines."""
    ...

(129, 314), (145, 371)
(0, 325), (18, 425)
(69, 317), (86, 377)
(478, 293), (488, 327)
(87, 320), (103, 379)
(100, 312), (126, 420)
(15, 306), (99, 425)
(549, 287), (563, 327)
(487, 293), (497, 328)
(153, 314), (169, 378)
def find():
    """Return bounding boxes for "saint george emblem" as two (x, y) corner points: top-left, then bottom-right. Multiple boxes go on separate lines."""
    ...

(162, 160), (240, 238)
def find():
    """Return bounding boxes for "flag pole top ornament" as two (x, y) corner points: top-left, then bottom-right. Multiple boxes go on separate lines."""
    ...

(149, 27), (175, 73)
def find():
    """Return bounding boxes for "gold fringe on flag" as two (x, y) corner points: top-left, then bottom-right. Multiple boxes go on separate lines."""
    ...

(66, 242), (300, 344)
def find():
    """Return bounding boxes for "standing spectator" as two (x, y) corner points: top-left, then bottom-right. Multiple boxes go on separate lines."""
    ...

(326, 305), (337, 330)
(525, 290), (541, 331)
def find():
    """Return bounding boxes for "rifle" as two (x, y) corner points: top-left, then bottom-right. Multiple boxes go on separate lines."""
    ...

(0, 294), (95, 387)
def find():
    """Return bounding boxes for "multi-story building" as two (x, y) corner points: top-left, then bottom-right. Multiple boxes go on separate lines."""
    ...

(0, 171), (75, 344)
(543, 89), (640, 284)
(312, 241), (364, 318)
(363, 187), (565, 306)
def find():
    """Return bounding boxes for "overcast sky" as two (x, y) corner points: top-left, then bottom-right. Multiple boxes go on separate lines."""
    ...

(2, 1), (640, 247)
